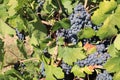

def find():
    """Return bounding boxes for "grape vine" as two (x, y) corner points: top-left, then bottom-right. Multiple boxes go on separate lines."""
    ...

(0, 0), (120, 80)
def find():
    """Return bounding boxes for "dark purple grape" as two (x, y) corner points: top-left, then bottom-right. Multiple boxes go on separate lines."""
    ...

(60, 62), (72, 75)
(96, 70), (113, 80)
(40, 62), (46, 77)
(75, 51), (110, 67)
(15, 28), (25, 40)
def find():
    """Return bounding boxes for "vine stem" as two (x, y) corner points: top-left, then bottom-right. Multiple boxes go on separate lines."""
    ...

(84, 0), (88, 8)
(56, 0), (62, 20)
(88, 5), (99, 13)
(41, 20), (52, 26)
(20, 58), (39, 63)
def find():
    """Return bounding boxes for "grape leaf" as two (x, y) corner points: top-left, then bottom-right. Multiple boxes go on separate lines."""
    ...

(84, 43), (96, 55)
(96, 25), (117, 40)
(0, 19), (15, 36)
(30, 20), (47, 47)
(107, 44), (118, 57)
(117, 0), (120, 4)
(61, 0), (78, 14)
(104, 57), (120, 73)
(42, 0), (56, 13)
(17, 40), (28, 59)
(0, 38), (4, 62)
(0, 4), (9, 21)
(96, 5), (120, 39)
(15, 0), (28, 11)
(58, 46), (86, 65)
(91, 0), (117, 25)
(52, 18), (70, 32)
(113, 71), (120, 80)
(45, 65), (64, 80)
(78, 27), (95, 39)
(7, 0), (18, 17)
(71, 65), (85, 77)
(83, 66), (93, 74)
(61, 0), (73, 14)
(8, 15), (26, 30)
(0, 38), (4, 69)
(5, 69), (24, 80)
(114, 34), (120, 50)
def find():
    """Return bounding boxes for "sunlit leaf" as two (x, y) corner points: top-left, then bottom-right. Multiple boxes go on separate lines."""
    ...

(96, 5), (120, 39)
(45, 64), (64, 80)
(104, 57), (120, 73)
(114, 34), (120, 50)
(71, 65), (85, 77)
(58, 46), (86, 65)
(0, 19), (15, 36)
(78, 27), (95, 39)
(92, 0), (117, 25)
(113, 71), (120, 80)
(7, 0), (18, 17)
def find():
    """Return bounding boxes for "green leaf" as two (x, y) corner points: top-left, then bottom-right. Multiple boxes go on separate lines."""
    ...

(30, 20), (47, 47)
(15, 0), (28, 11)
(7, 0), (18, 17)
(57, 37), (64, 45)
(42, 0), (56, 13)
(71, 65), (85, 77)
(96, 5), (120, 39)
(114, 34), (120, 50)
(0, 19), (15, 36)
(0, 39), (4, 69)
(0, 38), (4, 62)
(8, 15), (26, 30)
(113, 71), (120, 80)
(83, 66), (92, 74)
(107, 44), (118, 57)
(0, 3), (9, 21)
(78, 27), (95, 39)
(104, 57), (120, 73)
(45, 65), (64, 80)
(52, 18), (70, 32)
(17, 40), (28, 59)
(92, 0), (117, 25)
(117, 0), (120, 4)
(61, 0), (78, 14)
(58, 46), (86, 65)
(0, 74), (5, 80)
(5, 69), (24, 80)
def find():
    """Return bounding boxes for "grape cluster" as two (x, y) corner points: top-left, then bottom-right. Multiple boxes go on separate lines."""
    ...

(60, 62), (72, 75)
(96, 43), (106, 52)
(96, 70), (113, 80)
(75, 51), (110, 67)
(14, 61), (20, 70)
(56, 3), (100, 44)
(65, 3), (92, 44)
(56, 28), (66, 39)
(40, 62), (46, 77)
(14, 61), (26, 75)
(69, 3), (91, 29)
(43, 48), (51, 58)
(81, 36), (100, 45)
(15, 28), (25, 41)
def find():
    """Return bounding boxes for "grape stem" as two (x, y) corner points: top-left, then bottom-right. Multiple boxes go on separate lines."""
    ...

(88, 5), (99, 13)
(57, 0), (62, 20)
(84, 0), (88, 8)
(41, 20), (52, 26)
(20, 58), (39, 63)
